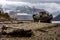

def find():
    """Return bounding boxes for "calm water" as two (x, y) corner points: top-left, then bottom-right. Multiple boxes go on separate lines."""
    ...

(52, 21), (60, 23)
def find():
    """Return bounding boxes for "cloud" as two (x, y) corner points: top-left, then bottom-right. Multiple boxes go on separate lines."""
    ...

(2, 1), (60, 14)
(32, 3), (60, 13)
(0, 1), (32, 9)
(0, 1), (31, 5)
(0, 0), (6, 5)
(0, 0), (60, 17)
(7, 0), (60, 3)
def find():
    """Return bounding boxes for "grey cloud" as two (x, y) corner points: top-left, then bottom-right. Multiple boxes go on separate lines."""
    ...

(7, 0), (60, 3)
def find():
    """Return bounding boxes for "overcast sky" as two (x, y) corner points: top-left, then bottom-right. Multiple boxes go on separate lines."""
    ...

(0, 0), (60, 4)
(6, 0), (60, 3)
(0, 0), (60, 17)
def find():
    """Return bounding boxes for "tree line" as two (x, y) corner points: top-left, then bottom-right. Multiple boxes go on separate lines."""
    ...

(0, 10), (17, 21)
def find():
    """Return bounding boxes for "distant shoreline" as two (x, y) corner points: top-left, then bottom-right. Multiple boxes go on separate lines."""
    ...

(0, 21), (60, 24)
(52, 21), (60, 23)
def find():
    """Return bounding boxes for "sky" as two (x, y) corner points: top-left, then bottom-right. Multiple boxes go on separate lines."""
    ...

(0, 0), (60, 4)
(6, 0), (60, 3)
(0, 0), (60, 17)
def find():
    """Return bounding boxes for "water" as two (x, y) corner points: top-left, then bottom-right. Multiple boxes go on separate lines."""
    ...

(52, 21), (60, 23)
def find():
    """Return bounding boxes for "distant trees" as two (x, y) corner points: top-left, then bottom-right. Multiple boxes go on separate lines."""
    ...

(4, 13), (10, 19)
(0, 8), (17, 21)
(0, 10), (9, 18)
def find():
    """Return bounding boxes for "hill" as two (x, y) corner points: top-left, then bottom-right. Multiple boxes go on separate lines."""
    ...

(52, 14), (60, 21)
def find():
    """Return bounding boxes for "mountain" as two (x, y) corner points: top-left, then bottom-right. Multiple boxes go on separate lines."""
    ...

(3, 5), (17, 11)
(52, 10), (60, 17)
(3, 5), (46, 20)
(52, 14), (60, 21)
(3, 5), (45, 14)
(15, 8), (45, 20)
(16, 6), (45, 14)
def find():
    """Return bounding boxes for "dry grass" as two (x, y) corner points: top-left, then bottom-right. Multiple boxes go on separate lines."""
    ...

(0, 23), (60, 40)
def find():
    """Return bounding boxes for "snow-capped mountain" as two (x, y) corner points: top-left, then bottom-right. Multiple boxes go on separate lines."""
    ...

(7, 5), (45, 20)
